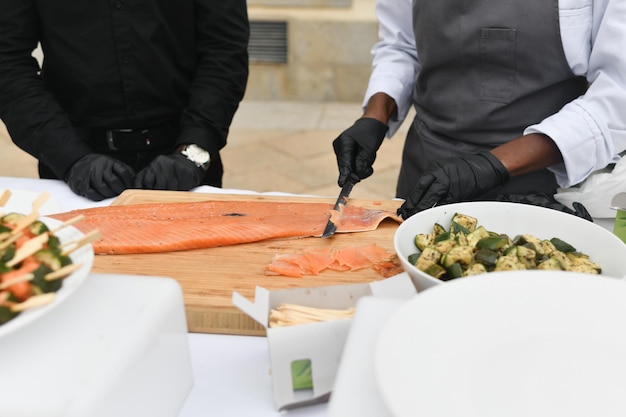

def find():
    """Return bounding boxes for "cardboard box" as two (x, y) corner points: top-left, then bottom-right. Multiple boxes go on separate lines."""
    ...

(232, 274), (416, 410)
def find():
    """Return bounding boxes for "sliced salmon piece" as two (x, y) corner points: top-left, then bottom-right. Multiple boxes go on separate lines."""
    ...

(265, 248), (336, 278)
(49, 200), (402, 255)
(264, 244), (401, 278)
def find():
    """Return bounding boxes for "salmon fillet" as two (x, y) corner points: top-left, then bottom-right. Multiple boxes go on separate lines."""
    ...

(49, 200), (402, 255)
(264, 244), (403, 278)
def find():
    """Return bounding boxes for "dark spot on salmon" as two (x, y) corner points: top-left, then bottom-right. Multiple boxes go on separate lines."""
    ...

(222, 212), (246, 217)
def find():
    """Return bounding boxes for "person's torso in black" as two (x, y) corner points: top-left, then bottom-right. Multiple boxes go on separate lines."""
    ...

(36, 0), (196, 129)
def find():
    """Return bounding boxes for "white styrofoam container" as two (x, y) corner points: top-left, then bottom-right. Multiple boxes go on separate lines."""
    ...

(0, 274), (193, 417)
(232, 274), (417, 410)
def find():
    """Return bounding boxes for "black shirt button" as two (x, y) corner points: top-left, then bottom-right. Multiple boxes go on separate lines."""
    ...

(121, 55), (134, 64)
(114, 1), (123, 9)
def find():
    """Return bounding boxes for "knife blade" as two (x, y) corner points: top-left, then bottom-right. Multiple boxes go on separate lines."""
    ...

(321, 180), (356, 238)
(611, 192), (626, 210)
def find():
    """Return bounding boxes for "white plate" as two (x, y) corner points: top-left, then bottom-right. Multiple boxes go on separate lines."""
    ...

(375, 271), (626, 417)
(0, 217), (94, 338)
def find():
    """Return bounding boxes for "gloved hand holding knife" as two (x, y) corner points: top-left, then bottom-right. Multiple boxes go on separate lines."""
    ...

(325, 117), (388, 238)
(332, 117), (389, 187)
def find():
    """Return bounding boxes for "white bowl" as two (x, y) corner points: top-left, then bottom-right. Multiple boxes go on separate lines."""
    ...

(393, 201), (626, 291)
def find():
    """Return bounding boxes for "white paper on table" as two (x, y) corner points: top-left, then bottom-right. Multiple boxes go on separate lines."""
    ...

(556, 156), (626, 219)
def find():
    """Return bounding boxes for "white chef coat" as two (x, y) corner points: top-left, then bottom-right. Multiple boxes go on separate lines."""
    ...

(365, 0), (626, 188)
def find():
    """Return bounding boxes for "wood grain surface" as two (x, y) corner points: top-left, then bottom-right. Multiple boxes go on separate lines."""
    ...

(90, 190), (403, 336)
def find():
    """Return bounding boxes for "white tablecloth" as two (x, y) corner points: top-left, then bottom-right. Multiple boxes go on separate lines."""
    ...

(0, 177), (327, 417)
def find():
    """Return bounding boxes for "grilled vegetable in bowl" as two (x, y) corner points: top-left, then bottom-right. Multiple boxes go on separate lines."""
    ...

(394, 202), (626, 291)
(409, 212), (601, 282)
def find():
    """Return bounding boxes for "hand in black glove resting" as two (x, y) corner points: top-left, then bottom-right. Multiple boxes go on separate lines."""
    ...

(333, 117), (389, 186)
(65, 154), (134, 201)
(134, 153), (204, 191)
(397, 151), (510, 219)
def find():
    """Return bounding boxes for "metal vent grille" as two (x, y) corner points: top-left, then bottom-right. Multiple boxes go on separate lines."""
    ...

(249, 21), (288, 64)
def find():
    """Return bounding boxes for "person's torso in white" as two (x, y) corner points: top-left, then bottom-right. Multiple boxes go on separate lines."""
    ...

(366, 0), (626, 189)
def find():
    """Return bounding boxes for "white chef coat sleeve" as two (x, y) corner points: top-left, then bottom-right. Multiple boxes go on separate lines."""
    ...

(362, 0), (418, 138)
(524, 0), (626, 188)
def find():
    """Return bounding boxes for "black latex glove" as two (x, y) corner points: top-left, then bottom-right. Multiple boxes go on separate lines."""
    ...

(332, 117), (389, 186)
(495, 193), (593, 222)
(65, 154), (134, 201)
(397, 151), (510, 219)
(134, 153), (204, 191)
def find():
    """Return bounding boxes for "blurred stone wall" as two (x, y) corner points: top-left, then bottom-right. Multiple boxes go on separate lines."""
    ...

(246, 0), (378, 102)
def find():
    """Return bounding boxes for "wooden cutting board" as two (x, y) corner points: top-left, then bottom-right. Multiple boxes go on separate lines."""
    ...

(90, 190), (403, 336)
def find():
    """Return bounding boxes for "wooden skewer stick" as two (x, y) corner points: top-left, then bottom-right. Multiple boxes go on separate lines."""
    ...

(49, 215), (85, 234)
(0, 273), (34, 290)
(61, 229), (101, 256)
(0, 189), (11, 207)
(31, 191), (49, 212)
(6, 233), (49, 267)
(45, 263), (82, 281)
(10, 293), (56, 313)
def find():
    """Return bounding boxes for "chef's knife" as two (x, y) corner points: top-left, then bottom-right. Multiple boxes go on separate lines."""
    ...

(321, 180), (356, 238)
(610, 192), (626, 243)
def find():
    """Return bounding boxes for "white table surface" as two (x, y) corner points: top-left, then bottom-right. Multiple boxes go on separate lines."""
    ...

(0, 176), (327, 417)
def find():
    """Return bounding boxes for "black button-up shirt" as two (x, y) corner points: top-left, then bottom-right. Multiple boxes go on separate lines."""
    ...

(0, 0), (249, 179)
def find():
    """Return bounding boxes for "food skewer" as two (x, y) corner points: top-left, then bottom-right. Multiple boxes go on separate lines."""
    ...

(10, 293), (56, 313)
(0, 273), (35, 291)
(6, 233), (49, 267)
(44, 263), (83, 281)
(49, 215), (85, 234)
(61, 229), (101, 256)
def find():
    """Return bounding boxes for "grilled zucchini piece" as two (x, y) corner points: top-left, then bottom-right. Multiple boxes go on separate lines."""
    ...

(414, 233), (434, 251)
(450, 213), (477, 232)
(494, 255), (527, 271)
(465, 262), (488, 276)
(474, 248), (499, 267)
(433, 238), (458, 255)
(423, 263), (447, 279)
(1, 212), (25, 227)
(514, 245), (537, 269)
(441, 246), (474, 268)
(550, 237), (576, 253)
(476, 235), (510, 252)
(467, 226), (490, 248)
(433, 223), (446, 236)
(28, 220), (50, 236)
(445, 262), (464, 280)
(537, 257), (563, 270)
(415, 247), (442, 272)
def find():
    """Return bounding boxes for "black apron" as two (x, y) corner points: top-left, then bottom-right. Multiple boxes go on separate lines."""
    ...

(396, 0), (588, 199)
